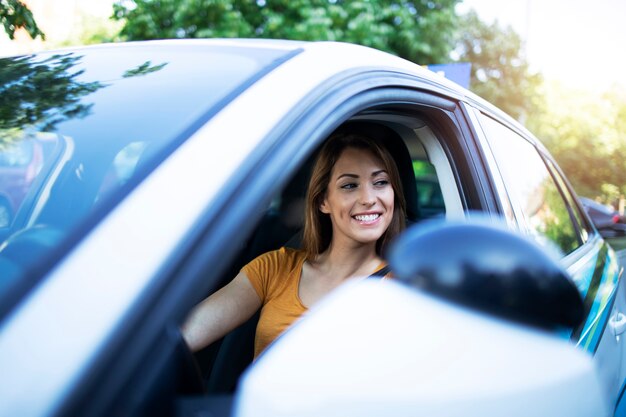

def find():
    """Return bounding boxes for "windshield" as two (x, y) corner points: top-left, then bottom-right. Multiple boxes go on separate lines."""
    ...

(0, 42), (297, 309)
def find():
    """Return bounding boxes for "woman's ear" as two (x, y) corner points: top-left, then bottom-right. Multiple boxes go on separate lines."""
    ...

(320, 196), (330, 214)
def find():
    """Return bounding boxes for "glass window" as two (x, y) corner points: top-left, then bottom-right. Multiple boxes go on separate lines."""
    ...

(544, 158), (590, 243)
(479, 115), (582, 256)
(412, 159), (445, 218)
(0, 44), (297, 304)
(0, 133), (62, 228)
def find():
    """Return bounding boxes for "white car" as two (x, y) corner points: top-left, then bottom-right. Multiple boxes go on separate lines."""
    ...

(0, 39), (623, 417)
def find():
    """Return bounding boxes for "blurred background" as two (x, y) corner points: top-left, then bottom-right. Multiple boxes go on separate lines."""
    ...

(1, 0), (624, 213)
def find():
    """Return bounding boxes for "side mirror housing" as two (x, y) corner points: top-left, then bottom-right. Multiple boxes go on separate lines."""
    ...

(389, 218), (584, 330)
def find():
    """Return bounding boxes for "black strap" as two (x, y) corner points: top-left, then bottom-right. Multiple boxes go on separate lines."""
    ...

(367, 265), (391, 279)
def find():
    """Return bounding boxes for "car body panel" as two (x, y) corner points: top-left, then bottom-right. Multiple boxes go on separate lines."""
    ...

(238, 279), (608, 417)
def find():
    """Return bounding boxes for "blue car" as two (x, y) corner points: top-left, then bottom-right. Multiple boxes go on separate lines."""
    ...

(580, 197), (626, 239)
(0, 40), (623, 417)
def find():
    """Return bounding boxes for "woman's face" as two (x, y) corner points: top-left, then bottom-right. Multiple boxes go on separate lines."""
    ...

(320, 147), (395, 248)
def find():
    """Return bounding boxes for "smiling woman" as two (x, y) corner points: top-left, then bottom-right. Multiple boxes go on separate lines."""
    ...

(319, 147), (395, 247)
(304, 131), (406, 258)
(182, 130), (407, 358)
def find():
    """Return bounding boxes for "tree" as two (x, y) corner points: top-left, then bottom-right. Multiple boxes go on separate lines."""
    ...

(55, 11), (124, 48)
(527, 81), (626, 202)
(0, 0), (44, 40)
(455, 10), (542, 121)
(112, 0), (460, 65)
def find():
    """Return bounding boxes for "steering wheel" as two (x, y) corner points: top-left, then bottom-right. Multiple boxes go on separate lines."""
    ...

(172, 328), (206, 395)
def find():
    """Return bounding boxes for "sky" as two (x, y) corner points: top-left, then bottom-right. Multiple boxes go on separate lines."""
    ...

(457, 0), (626, 91)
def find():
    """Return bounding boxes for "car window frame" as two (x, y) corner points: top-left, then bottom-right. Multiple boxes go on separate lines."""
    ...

(462, 105), (518, 229)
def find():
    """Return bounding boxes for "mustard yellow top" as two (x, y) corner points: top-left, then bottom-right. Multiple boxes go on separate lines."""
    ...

(243, 247), (308, 358)
(243, 247), (388, 358)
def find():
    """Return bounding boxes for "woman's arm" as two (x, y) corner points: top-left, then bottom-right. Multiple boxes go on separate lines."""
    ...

(181, 272), (262, 352)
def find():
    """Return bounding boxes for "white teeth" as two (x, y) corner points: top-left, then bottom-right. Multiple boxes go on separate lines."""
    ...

(354, 214), (380, 222)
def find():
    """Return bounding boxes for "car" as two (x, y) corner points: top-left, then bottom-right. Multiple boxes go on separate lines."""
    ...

(0, 39), (623, 417)
(580, 197), (626, 253)
(581, 196), (626, 237)
(580, 197), (625, 229)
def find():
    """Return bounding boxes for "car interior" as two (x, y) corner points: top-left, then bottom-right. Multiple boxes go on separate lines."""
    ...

(189, 114), (463, 396)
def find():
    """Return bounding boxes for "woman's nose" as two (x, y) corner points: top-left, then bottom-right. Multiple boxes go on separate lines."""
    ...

(359, 186), (376, 206)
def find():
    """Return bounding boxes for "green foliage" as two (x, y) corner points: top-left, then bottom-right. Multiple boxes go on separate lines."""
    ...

(527, 82), (626, 202)
(0, 54), (105, 141)
(0, 0), (44, 40)
(55, 12), (125, 48)
(455, 11), (542, 121)
(112, 0), (460, 64)
(542, 185), (579, 255)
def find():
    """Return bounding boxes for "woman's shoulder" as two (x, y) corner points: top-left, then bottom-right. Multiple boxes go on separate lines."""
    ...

(264, 246), (306, 263)
(250, 246), (306, 267)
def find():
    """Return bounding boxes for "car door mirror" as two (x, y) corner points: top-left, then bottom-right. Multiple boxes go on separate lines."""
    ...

(388, 217), (585, 330)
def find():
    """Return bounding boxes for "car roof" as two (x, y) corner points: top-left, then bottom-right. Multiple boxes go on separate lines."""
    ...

(9, 38), (530, 138)
(20, 38), (469, 97)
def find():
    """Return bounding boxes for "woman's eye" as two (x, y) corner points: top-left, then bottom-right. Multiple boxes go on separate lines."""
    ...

(340, 183), (357, 190)
(374, 179), (389, 187)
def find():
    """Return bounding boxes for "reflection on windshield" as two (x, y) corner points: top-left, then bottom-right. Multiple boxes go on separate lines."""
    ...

(0, 54), (105, 137)
(0, 52), (167, 295)
(122, 60), (168, 78)
(0, 133), (64, 228)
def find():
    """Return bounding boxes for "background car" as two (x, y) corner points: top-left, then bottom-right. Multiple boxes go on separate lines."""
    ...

(0, 40), (623, 417)
(580, 197), (626, 254)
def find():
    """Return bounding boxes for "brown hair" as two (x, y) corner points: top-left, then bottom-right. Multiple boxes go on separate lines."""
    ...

(302, 131), (406, 259)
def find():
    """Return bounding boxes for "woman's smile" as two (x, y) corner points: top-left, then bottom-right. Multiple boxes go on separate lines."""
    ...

(352, 212), (382, 224)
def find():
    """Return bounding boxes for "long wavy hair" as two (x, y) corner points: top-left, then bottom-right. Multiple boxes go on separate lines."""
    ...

(302, 131), (406, 259)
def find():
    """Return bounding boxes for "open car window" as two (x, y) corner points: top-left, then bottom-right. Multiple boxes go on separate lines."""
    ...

(192, 112), (463, 394)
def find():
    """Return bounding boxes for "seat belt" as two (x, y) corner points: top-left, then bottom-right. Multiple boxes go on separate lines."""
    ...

(367, 265), (391, 279)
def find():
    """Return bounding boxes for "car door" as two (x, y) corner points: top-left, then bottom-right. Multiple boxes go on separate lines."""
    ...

(470, 107), (625, 410)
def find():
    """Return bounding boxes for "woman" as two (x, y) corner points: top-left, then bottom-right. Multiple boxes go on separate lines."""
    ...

(182, 131), (407, 358)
